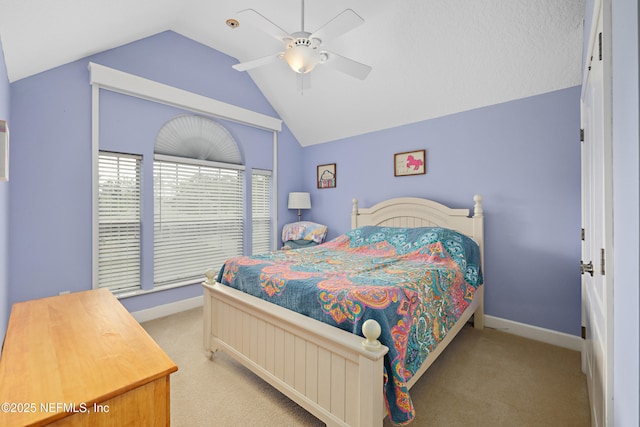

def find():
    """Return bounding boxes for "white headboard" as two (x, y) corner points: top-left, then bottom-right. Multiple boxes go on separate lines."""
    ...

(351, 195), (484, 260)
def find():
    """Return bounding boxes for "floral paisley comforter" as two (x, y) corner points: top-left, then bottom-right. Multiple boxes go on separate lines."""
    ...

(217, 226), (483, 425)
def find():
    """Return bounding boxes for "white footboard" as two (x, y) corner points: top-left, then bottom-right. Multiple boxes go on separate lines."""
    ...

(202, 280), (389, 427)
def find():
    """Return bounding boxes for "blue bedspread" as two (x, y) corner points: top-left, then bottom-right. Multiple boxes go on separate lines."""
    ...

(217, 226), (482, 425)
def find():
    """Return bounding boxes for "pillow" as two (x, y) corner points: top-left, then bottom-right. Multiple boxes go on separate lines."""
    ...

(344, 226), (482, 287)
(282, 221), (328, 244)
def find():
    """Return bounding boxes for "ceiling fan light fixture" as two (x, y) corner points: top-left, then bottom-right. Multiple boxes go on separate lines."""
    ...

(284, 38), (321, 74)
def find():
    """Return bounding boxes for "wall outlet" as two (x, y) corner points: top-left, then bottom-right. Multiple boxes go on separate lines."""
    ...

(59, 290), (70, 295)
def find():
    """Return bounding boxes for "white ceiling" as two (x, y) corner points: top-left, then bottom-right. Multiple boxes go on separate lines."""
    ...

(0, 0), (585, 146)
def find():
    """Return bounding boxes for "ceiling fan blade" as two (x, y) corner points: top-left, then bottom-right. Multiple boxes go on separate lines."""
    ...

(237, 9), (293, 42)
(232, 53), (282, 72)
(310, 9), (364, 41)
(322, 52), (372, 80)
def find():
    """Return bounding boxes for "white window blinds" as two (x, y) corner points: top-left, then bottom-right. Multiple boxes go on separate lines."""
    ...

(252, 170), (272, 254)
(98, 152), (142, 292)
(154, 156), (244, 286)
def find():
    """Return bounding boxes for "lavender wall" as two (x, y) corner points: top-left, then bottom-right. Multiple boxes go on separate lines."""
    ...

(7, 29), (583, 338)
(0, 38), (10, 348)
(8, 31), (303, 312)
(302, 87), (582, 336)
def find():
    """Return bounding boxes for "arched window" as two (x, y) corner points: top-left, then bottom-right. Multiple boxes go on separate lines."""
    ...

(153, 115), (245, 286)
(154, 114), (242, 163)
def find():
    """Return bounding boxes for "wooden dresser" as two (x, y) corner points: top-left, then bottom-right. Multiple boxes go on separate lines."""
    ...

(0, 289), (178, 426)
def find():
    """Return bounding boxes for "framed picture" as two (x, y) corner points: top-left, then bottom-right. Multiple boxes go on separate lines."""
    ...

(0, 120), (8, 182)
(317, 163), (336, 189)
(394, 149), (426, 176)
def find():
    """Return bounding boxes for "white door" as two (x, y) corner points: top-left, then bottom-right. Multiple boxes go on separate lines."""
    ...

(581, 2), (613, 426)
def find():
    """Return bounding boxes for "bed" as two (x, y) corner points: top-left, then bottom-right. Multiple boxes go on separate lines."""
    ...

(202, 195), (484, 426)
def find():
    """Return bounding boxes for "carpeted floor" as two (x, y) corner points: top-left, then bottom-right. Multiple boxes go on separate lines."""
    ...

(142, 307), (590, 427)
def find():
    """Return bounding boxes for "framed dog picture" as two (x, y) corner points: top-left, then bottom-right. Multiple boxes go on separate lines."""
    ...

(394, 150), (426, 176)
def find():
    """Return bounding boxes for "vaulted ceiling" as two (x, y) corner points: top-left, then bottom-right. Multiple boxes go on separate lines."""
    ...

(0, 0), (585, 146)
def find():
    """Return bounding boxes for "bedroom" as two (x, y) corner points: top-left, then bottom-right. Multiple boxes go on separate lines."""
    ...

(0, 0), (637, 426)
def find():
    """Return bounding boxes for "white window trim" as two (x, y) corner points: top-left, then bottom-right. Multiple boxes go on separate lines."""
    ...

(89, 63), (282, 132)
(90, 63), (280, 294)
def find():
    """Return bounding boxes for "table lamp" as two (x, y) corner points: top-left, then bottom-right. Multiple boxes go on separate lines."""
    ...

(288, 192), (311, 221)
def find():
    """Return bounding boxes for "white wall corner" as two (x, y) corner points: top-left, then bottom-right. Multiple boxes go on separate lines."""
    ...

(484, 315), (583, 352)
(131, 295), (203, 323)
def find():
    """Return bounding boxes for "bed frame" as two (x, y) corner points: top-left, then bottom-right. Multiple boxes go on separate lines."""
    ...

(202, 195), (484, 427)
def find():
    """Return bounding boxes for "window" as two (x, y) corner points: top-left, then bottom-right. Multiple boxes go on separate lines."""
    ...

(252, 170), (272, 254)
(154, 156), (244, 286)
(97, 152), (142, 292)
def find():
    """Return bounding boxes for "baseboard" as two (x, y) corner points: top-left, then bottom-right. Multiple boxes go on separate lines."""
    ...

(129, 298), (581, 351)
(484, 315), (583, 352)
(131, 295), (203, 323)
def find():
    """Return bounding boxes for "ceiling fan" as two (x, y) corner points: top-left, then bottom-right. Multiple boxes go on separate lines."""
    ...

(231, 0), (372, 90)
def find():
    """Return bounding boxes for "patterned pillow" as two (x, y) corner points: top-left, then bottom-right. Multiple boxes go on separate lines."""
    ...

(282, 221), (328, 243)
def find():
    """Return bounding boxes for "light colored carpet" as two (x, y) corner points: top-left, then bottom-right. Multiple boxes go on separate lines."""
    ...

(142, 307), (590, 426)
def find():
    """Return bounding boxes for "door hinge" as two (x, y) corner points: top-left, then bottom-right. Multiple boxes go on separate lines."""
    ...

(581, 326), (586, 339)
(600, 248), (605, 275)
(581, 260), (594, 276)
(581, 228), (585, 240)
(598, 32), (603, 61)
(580, 128), (584, 142)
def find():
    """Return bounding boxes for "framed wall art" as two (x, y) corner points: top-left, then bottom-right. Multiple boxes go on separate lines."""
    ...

(394, 149), (425, 177)
(0, 120), (8, 182)
(317, 163), (336, 189)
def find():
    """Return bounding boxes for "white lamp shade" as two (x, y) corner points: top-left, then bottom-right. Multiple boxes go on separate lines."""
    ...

(288, 192), (311, 210)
